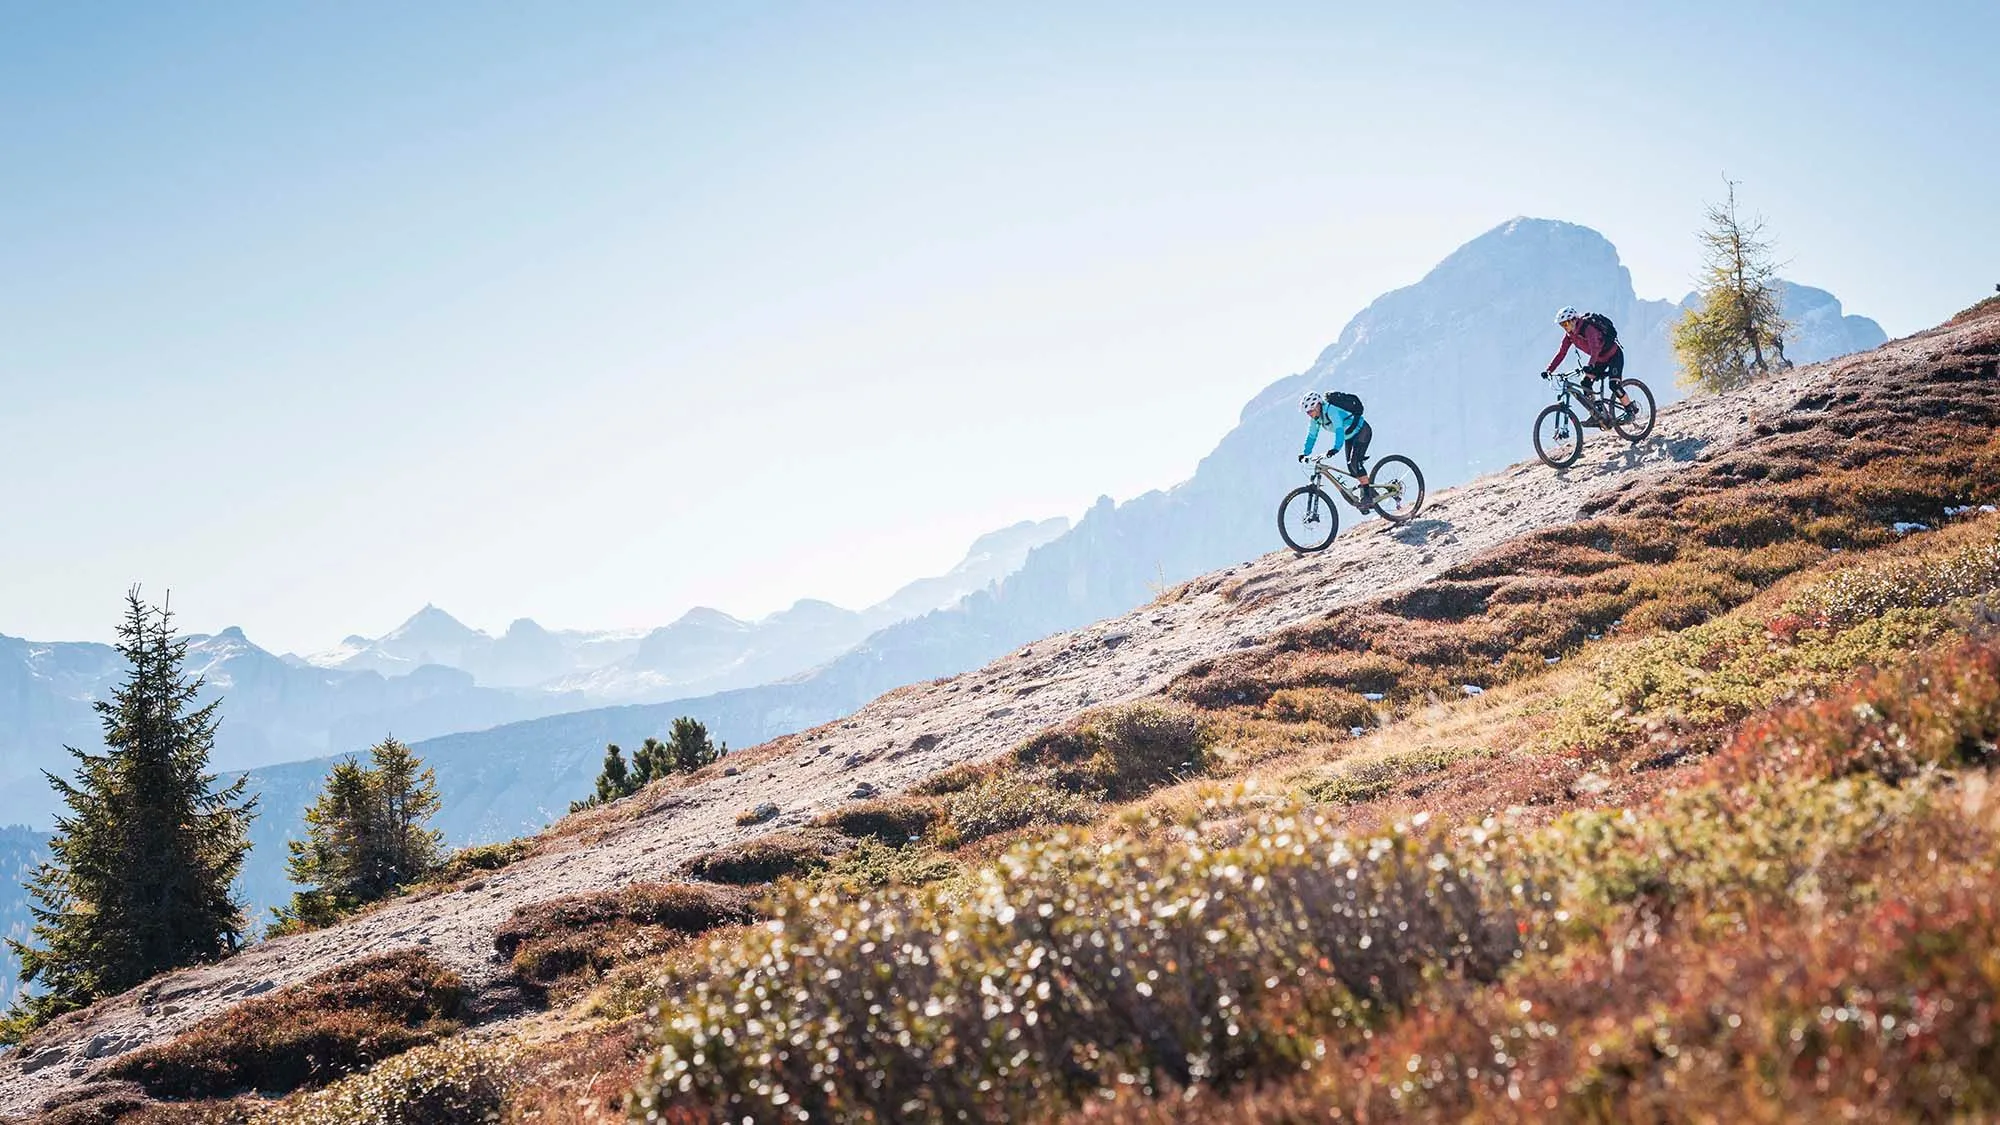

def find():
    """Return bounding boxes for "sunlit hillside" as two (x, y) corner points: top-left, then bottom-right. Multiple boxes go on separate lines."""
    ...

(6, 303), (1996, 1124)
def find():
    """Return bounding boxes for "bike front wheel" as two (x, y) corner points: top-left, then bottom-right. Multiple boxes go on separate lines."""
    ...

(1278, 485), (1340, 553)
(1611, 378), (1657, 442)
(1368, 455), (1425, 523)
(1534, 404), (1584, 468)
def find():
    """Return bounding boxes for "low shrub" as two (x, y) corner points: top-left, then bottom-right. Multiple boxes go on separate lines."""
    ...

(943, 770), (1099, 843)
(103, 951), (464, 1099)
(493, 883), (761, 995)
(633, 809), (1528, 1122)
(1303, 746), (1473, 805)
(814, 795), (941, 842)
(680, 830), (845, 885)
(733, 802), (779, 826)
(38, 1082), (154, 1125)
(1012, 700), (1208, 798)
(806, 839), (961, 899)
(259, 1038), (512, 1125)
(1258, 686), (1373, 729)
(1543, 530), (2000, 759)
(423, 840), (529, 887)
(1716, 634), (2000, 785)
(909, 760), (995, 796)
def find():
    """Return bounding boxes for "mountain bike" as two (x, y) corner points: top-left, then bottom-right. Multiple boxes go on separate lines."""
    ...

(1532, 362), (1657, 468)
(1277, 451), (1426, 553)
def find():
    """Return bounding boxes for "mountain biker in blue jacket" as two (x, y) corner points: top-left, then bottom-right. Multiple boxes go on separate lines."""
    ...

(1298, 391), (1374, 503)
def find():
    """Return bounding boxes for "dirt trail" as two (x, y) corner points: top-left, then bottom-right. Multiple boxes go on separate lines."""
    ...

(0, 337), (1927, 1118)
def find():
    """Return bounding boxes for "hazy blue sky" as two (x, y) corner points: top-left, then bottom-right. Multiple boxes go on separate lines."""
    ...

(3, 2), (1994, 652)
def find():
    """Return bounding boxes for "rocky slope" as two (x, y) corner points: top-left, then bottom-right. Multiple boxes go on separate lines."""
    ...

(0, 313), (1951, 1118)
(394, 218), (1885, 819)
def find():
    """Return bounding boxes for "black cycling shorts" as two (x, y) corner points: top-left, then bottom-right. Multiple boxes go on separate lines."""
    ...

(1581, 348), (1626, 383)
(1345, 421), (1373, 478)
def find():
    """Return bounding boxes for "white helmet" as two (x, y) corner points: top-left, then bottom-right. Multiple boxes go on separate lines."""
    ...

(1554, 305), (1580, 325)
(1298, 391), (1324, 415)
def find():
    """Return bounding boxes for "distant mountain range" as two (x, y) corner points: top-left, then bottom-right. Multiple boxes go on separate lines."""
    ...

(0, 518), (1068, 830)
(301, 516), (1069, 704)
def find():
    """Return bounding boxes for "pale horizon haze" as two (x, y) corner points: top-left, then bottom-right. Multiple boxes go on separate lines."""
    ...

(3, 2), (1994, 652)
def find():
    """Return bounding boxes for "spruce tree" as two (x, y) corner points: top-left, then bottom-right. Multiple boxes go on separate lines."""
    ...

(274, 759), (377, 931)
(3, 590), (255, 1040)
(271, 738), (443, 934)
(1673, 179), (1793, 392)
(367, 737), (443, 892)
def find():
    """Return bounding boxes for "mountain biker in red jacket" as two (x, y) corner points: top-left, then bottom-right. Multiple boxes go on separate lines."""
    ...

(1545, 306), (1635, 417)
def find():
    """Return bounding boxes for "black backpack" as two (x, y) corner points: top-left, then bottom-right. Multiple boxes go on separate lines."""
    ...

(1580, 311), (1619, 347)
(1325, 390), (1364, 418)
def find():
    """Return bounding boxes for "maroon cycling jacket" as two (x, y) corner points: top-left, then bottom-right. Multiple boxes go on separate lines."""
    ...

(1545, 320), (1620, 372)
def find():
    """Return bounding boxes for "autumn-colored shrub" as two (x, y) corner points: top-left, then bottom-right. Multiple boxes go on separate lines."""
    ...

(680, 829), (845, 885)
(261, 1037), (513, 1125)
(908, 759), (996, 797)
(1012, 700), (1208, 798)
(1717, 634), (2000, 785)
(102, 951), (464, 1099)
(814, 795), (941, 842)
(633, 810), (1528, 1122)
(1257, 686), (1373, 729)
(1303, 746), (1474, 805)
(942, 770), (1098, 843)
(803, 839), (960, 899)
(492, 883), (761, 996)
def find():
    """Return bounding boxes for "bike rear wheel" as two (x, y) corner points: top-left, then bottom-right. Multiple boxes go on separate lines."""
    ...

(1611, 378), (1657, 442)
(1534, 404), (1584, 468)
(1368, 455), (1425, 523)
(1278, 485), (1340, 553)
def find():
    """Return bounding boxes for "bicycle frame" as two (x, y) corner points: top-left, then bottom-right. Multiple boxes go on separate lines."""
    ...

(1305, 458), (1372, 508)
(1548, 363), (1612, 423)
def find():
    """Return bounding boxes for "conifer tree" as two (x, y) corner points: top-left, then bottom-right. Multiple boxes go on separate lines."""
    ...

(666, 716), (723, 773)
(570, 717), (730, 812)
(2, 591), (255, 1040)
(274, 759), (377, 930)
(572, 744), (635, 813)
(367, 737), (443, 892)
(630, 737), (669, 786)
(1673, 179), (1793, 392)
(271, 737), (443, 934)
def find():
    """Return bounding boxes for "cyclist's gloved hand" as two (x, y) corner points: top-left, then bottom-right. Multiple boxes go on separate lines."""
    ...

(1297, 453), (1310, 462)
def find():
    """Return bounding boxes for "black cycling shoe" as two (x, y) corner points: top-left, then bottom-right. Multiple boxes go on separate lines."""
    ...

(1360, 485), (1378, 506)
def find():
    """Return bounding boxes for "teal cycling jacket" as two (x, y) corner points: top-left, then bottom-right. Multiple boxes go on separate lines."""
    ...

(1301, 403), (1362, 457)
